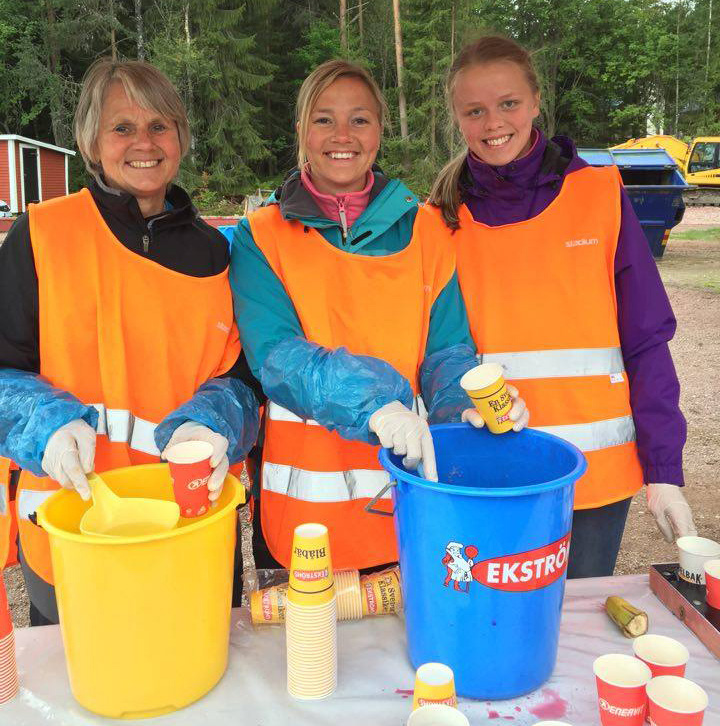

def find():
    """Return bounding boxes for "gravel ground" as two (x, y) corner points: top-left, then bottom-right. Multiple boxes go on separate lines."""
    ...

(677, 205), (720, 228)
(3, 221), (719, 625)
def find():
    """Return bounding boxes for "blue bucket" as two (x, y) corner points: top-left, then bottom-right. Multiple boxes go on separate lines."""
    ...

(377, 423), (586, 699)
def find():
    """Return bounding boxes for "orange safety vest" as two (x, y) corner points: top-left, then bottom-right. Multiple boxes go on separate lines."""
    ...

(247, 204), (456, 569)
(416, 165), (644, 510)
(0, 458), (11, 567)
(17, 189), (241, 585)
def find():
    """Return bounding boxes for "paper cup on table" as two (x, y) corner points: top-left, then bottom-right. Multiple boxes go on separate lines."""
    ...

(286, 523), (337, 700)
(459, 363), (514, 433)
(632, 634), (689, 678)
(593, 653), (651, 725)
(407, 704), (469, 726)
(288, 523), (334, 605)
(335, 569), (363, 620)
(165, 440), (213, 517)
(412, 662), (457, 710)
(286, 596), (337, 700)
(360, 566), (403, 616)
(0, 578), (18, 703)
(676, 536), (720, 585)
(250, 583), (288, 625)
(646, 675), (708, 725)
(703, 559), (720, 609)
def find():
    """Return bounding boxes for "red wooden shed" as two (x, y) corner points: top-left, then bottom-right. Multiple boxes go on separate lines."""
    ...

(0, 135), (75, 215)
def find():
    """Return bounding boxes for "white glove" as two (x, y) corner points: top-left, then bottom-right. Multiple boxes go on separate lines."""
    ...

(41, 419), (96, 500)
(161, 421), (229, 502)
(646, 483), (698, 543)
(369, 401), (438, 482)
(460, 383), (530, 432)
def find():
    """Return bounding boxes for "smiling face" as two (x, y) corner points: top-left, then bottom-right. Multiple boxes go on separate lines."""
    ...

(452, 60), (540, 167)
(302, 75), (381, 195)
(95, 80), (181, 215)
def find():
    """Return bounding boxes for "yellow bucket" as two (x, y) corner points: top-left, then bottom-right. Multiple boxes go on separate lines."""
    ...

(37, 463), (245, 719)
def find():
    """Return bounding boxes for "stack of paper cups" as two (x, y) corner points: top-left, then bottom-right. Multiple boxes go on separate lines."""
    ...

(286, 523), (337, 700)
(0, 575), (18, 703)
(360, 566), (402, 616)
(335, 569), (363, 620)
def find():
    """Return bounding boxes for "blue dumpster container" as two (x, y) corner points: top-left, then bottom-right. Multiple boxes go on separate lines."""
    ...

(578, 148), (688, 258)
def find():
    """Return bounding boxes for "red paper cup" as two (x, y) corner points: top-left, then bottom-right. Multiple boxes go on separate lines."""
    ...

(646, 675), (707, 725)
(0, 577), (11, 640)
(165, 441), (213, 517)
(632, 634), (689, 678)
(593, 653), (651, 725)
(704, 559), (720, 609)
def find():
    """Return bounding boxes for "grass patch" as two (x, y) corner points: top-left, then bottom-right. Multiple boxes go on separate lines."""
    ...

(671, 227), (720, 241)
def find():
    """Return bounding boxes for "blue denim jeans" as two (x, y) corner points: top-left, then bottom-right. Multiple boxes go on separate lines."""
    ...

(567, 497), (633, 579)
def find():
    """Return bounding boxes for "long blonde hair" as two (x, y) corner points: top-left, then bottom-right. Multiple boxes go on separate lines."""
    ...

(428, 36), (540, 229)
(295, 59), (387, 169)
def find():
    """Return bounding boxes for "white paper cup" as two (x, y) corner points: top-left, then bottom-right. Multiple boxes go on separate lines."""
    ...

(407, 704), (470, 726)
(646, 675), (708, 725)
(632, 634), (689, 677)
(677, 536), (720, 585)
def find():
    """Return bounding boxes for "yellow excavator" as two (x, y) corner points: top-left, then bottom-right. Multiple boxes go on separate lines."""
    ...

(613, 135), (720, 205)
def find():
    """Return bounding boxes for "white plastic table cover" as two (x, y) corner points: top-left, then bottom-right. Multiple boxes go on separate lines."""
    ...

(1, 574), (719, 725)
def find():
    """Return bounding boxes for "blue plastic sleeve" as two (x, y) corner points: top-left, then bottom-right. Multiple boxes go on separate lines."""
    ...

(0, 368), (98, 475)
(261, 337), (414, 443)
(154, 377), (260, 464)
(420, 344), (478, 424)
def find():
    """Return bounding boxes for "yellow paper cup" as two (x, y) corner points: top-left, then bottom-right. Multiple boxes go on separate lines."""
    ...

(460, 363), (514, 434)
(288, 523), (335, 604)
(335, 569), (363, 620)
(250, 583), (288, 625)
(412, 662), (457, 710)
(360, 566), (403, 616)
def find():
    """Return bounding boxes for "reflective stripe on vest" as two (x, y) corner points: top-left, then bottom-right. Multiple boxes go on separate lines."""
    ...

(92, 404), (160, 456)
(483, 347), (625, 380)
(533, 415), (636, 453)
(17, 489), (56, 521)
(263, 462), (392, 502)
(0, 483), (6, 516)
(266, 401), (320, 426)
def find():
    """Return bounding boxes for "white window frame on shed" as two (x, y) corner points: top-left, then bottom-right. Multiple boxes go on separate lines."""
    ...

(1, 135), (75, 214)
(19, 143), (43, 211)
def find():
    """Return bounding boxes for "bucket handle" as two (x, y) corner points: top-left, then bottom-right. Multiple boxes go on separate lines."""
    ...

(364, 480), (396, 517)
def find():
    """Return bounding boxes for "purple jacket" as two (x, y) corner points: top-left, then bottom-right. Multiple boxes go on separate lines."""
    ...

(461, 130), (685, 486)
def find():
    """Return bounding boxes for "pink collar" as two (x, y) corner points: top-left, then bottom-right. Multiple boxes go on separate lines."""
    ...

(301, 165), (374, 234)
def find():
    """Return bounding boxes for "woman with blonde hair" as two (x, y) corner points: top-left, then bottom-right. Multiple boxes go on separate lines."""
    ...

(0, 58), (260, 624)
(417, 35), (696, 577)
(229, 59), (528, 572)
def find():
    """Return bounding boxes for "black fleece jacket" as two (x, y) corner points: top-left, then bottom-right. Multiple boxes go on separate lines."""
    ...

(0, 179), (262, 401)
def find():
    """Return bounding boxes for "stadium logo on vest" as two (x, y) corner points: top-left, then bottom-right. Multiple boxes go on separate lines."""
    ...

(565, 237), (599, 247)
(442, 534), (570, 593)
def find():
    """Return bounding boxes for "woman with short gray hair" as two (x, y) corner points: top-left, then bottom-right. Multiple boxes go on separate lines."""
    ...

(0, 58), (260, 625)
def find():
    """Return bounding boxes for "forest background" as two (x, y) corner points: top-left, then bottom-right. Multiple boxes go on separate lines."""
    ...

(1, 0), (718, 212)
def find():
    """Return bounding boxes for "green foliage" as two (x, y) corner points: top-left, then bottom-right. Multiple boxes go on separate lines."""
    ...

(2, 0), (720, 207)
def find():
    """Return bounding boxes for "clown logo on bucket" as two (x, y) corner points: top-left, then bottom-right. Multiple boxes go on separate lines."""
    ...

(442, 542), (477, 592)
(443, 534), (571, 593)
